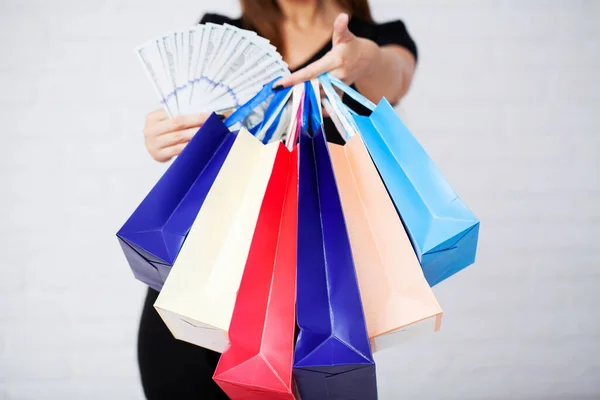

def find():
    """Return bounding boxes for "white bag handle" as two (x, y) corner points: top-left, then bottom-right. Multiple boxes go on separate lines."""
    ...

(318, 75), (358, 141)
(255, 83), (304, 149)
(284, 84), (305, 150)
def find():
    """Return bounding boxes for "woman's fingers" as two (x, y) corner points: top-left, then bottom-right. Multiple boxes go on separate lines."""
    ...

(153, 127), (198, 149)
(332, 13), (353, 45)
(146, 112), (211, 138)
(162, 113), (210, 133)
(275, 12), (355, 89)
(147, 108), (168, 122)
(143, 110), (214, 162)
(154, 142), (188, 163)
(276, 52), (339, 88)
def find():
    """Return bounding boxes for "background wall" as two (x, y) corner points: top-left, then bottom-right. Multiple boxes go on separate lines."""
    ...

(1, 0), (599, 399)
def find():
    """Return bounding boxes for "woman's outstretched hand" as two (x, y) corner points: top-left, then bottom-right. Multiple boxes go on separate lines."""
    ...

(143, 109), (211, 162)
(275, 13), (379, 87)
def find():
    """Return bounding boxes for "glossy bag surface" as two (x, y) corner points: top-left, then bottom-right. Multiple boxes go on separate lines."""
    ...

(213, 146), (299, 400)
(326, 75), (480, 287)
(153, 82), (295, 353)
(154, 128), (281, 353)
(117, 113), (235, 291)
(117, 79), (290, 291)
(293, 81), (377, 400)
(213, 85), (304, 399)
(329, 135), (443, 352)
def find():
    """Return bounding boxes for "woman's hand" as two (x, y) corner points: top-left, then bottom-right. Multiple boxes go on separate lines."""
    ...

(143, 109), (211, 162)
(276, 13), (379, 88)
(276, 13), (416, 105)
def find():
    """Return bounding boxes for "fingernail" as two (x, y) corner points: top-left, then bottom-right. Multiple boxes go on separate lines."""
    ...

(273, 84), (283, 91)
(217, 113), (226, 120)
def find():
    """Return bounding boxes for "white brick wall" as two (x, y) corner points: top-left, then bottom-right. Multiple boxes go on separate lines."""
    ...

(1, 0), (598, 399)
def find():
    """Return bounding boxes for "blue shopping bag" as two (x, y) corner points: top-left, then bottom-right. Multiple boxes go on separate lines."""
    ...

(323, 75), (480, 287)
(117, 79), (291, 291)
(293, 81), (377, 400)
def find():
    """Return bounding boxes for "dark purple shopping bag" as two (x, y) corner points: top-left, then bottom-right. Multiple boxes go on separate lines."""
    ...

(117, 113), (235, 291)
(293, 82), (377, 400)
(117, 79), (288, 291)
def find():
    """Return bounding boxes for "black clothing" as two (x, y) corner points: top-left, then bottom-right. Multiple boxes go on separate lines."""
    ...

(138, 288), (229, 399)
(138, 12), (417, 399)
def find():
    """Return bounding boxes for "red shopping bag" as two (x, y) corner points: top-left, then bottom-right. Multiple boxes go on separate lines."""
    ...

(213, 130), (299, 398)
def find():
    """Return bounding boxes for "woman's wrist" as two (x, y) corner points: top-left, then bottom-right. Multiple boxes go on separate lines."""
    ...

(354, 41), (413, 105)
(353, 38), (384, 100)
(358, 37), (383, 79)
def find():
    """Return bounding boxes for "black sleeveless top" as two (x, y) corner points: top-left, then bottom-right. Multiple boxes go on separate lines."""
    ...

(200, 13), (418, 144)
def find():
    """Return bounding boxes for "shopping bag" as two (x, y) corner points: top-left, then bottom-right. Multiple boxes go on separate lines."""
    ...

(116, 78), (287, 291)
(116, 113), (235, 291)
(213, 85), (302, 400)
(320, 76), (442, 351)
(293, 81), (377, 400)
(154, 83), (297, 353)
(326, 75), (480, 287)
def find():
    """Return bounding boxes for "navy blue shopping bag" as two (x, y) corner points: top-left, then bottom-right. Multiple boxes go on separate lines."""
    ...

(117, 79), (291, 291)
(293, 81), (377, 400)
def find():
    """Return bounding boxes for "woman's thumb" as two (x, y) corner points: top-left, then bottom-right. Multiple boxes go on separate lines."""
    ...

(332, 13), (353, 45)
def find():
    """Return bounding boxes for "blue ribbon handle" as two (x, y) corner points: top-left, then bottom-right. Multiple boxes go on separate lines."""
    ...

(261, 88), (294, 143)
(318, 74), (358, 140)
(326, 74), (376, 112)
(255, 86), (294, 142)
(301, 81), (322, 134)
(225, 77), (293, 129)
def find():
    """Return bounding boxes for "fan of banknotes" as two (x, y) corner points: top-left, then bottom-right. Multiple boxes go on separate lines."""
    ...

(136, 23), (291, 117)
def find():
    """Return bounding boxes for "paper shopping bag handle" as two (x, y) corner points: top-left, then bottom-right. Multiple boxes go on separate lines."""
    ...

(301, 81), (322, 134)
(324, 74), (376, 112)
(258, 88), (294, 143)
(224, 77), (293, 128)
(318, 74), (359, 140)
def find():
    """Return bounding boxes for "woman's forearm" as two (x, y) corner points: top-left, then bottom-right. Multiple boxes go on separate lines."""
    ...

(355, 41), (416, 105)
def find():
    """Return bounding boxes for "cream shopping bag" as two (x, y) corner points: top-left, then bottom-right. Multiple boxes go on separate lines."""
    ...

(321, 77), (443, 352)
(154, 82), (302, 354)
(154, 127), (281, 353)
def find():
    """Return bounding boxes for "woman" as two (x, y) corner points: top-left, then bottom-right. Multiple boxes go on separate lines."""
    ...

(139, 0), (418, 398)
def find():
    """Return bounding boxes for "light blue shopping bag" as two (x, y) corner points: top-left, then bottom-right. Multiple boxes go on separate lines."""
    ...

(320, 74), (480, 287)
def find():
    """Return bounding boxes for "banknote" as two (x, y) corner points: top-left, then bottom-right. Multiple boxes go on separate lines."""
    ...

(174, 31), (188, 107)
(188, 24), (213, 109)
(204, 39), (283, 103)
(136, 23), (290, 119)
(205, 24), (236, 80)
(177, 27), (197, 114)
(158, 33), (180, 114)
(189, 22), (225, 105)
(206, 56), (288, 107)
(136, 43), (163, 107)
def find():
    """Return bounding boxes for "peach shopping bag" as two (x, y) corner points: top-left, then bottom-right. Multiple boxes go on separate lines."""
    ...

(321, 76), (443, 352)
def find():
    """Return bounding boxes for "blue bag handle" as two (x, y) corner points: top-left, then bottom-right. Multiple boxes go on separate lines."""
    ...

(224, 77), (293, 128)
(325, 74), (376, 112)
(301, 81), (322, 133)
(250, 87), (292, 141)
(247, 87), (290, 137)
(259, 88), (294, 143)
(318, 74), (358, 140)
(346, 107), (359, 116)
